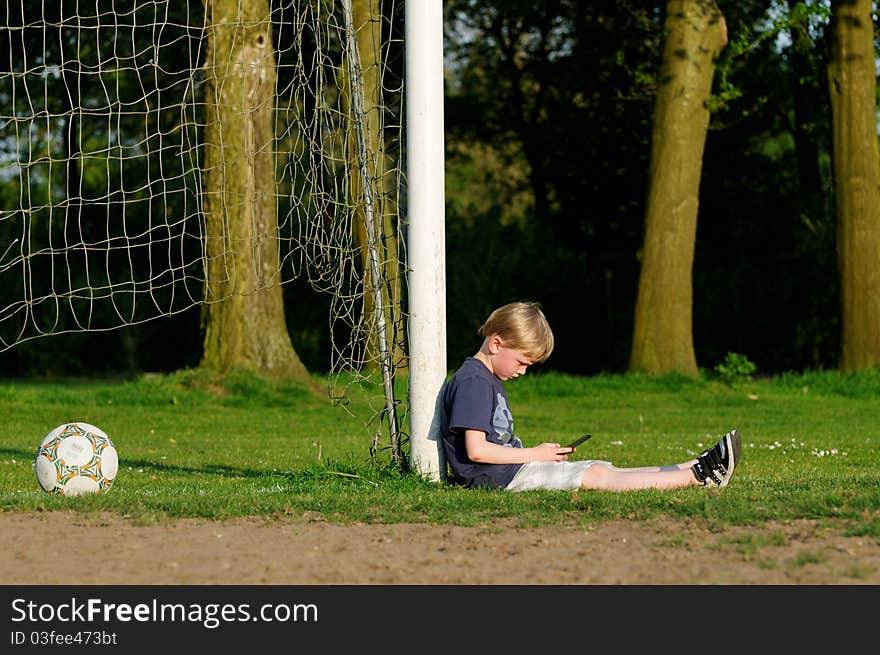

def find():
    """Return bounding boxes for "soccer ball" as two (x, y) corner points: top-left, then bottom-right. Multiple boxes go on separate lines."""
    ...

(34, 422), (119, 496)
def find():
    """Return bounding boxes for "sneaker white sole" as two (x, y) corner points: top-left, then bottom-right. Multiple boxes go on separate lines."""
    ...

(718, 429), (741, 487)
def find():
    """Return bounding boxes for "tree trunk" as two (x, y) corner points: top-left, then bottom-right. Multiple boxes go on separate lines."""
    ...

(629, 0), (727, 376)
(828, 0), (880, 372)
(200, 0), (311, 380)
(342, 0), (404, 372)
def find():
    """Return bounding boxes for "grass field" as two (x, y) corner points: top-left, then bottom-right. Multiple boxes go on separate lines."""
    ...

(1, 368), (878, 536)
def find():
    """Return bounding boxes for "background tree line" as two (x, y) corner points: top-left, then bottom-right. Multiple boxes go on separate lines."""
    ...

(444, 0), (879, 377)
(0, 0), (877, 379)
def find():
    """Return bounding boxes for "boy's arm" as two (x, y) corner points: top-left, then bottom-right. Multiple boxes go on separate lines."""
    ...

(464, 430), (571, 464)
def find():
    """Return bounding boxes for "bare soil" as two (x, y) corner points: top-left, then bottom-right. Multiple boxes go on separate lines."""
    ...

(1, 511), (877, 585)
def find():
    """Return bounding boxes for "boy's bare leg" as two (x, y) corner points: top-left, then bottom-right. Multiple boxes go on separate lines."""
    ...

(601, 459), (698, 473)
(579, 462), (700, 491)
(581, 430), (741, 491)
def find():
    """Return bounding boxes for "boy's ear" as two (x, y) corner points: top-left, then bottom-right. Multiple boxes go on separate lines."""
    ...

(487, 334), (504, 353)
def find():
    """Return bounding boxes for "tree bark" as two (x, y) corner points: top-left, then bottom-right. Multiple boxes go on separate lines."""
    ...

(828, 0), (880, 372)
(629, 0), (727, 375)
(200, 0), (311, 380)
(342, 0), (404, 372)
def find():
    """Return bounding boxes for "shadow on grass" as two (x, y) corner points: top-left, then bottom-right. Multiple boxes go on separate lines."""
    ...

(1, 446), (394, 485)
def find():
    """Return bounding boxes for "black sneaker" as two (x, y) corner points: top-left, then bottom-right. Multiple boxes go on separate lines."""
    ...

(692, 429), (741, 487)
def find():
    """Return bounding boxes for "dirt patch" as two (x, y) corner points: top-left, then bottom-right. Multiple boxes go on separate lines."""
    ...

(2, 511), (877, 584)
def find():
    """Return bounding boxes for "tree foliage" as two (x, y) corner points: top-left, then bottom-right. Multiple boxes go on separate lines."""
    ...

(443, 0), (871, 375)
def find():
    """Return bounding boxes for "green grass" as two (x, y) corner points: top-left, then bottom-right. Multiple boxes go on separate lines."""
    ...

(1, 368), (879, 531)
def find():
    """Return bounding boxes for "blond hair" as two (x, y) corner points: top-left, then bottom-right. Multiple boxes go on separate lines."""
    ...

(478, 301), (554, 363)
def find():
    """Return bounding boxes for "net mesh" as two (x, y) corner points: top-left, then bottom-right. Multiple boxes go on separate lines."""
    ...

(0, 0), (407, 456)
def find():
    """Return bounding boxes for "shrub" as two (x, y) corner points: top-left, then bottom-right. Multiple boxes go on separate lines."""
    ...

(714, 352), (757, 386)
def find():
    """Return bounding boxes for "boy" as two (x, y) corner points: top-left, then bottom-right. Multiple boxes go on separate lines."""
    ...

(439, 301), (741, 492)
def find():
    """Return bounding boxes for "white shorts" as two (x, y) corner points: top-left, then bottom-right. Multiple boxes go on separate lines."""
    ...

(504, 460), (612, 492)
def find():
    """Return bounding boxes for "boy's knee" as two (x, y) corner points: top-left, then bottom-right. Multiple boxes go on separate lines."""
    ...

(580, 462), (613, 489)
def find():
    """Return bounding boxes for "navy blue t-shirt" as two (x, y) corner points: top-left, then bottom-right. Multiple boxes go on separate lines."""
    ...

(440, 357), (523, 489)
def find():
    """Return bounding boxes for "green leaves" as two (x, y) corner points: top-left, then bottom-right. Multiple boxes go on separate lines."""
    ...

(714, 352), (757, 386)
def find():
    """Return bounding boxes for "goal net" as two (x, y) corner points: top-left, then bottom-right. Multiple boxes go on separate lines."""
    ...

(0, 0), (407, 457)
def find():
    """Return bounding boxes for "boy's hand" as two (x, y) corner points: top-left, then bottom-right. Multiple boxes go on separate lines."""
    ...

(532, 443), (572, 461)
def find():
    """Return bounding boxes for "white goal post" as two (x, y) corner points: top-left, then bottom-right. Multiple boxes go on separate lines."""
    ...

(404, 0), (446, 481)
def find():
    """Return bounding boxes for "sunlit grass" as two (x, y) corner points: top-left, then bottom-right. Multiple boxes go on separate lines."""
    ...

(0, 369), (878, 531)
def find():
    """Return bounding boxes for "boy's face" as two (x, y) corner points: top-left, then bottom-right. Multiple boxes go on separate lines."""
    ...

(491, 340), (535, 381)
